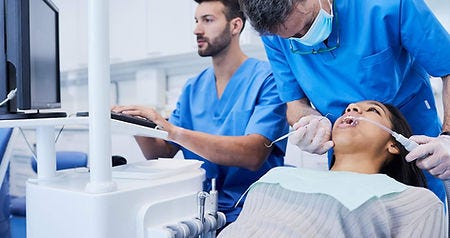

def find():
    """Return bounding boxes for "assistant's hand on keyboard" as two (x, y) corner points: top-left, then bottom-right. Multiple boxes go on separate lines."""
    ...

(110, 111), (157, 128)
(111, 105), (174, 136)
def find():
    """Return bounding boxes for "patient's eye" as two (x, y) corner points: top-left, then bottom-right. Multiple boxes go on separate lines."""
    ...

(367, 107), (381, 115)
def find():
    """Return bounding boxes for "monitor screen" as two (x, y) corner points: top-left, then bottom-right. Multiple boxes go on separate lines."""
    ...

(0, 0), (8, 115)
(28, 0), (60, 109)
(0, 0), (65, 119)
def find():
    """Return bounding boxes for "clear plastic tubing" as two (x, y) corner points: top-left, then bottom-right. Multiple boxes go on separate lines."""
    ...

(355, 117), (418, 152)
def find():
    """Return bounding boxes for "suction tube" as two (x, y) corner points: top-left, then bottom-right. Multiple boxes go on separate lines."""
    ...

(355, 117), (419, 152)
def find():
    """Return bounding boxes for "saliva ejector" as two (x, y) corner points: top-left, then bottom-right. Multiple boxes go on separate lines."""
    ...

(354, 117), (419, 152)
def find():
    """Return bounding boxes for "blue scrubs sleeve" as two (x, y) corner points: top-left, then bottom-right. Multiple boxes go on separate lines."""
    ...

(262, 36), (306, 103)
(245, 74), (289, 151)
(400, 0), (450, 77)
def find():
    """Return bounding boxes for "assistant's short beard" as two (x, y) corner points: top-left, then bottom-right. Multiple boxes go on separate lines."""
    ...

(197, 25), (232, 57)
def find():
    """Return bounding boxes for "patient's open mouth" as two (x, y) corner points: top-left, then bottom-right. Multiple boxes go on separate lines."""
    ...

(342, 116), (358, 126)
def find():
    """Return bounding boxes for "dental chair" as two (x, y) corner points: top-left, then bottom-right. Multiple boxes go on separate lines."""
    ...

(30, 151), (88, 173)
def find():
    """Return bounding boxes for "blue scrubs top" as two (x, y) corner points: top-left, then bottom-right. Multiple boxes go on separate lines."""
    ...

(262, 0), (450, 203)
(169, 58), (289, 222)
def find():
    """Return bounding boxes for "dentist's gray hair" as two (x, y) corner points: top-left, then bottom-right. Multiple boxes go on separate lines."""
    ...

(238, 0), (305, 35)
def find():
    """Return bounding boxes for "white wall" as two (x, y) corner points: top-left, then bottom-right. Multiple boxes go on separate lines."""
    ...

(427, 0), (450, 29)
(53, 0), (262, 71)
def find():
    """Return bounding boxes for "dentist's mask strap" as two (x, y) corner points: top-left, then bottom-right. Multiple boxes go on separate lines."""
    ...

(290, 0), (333, 46)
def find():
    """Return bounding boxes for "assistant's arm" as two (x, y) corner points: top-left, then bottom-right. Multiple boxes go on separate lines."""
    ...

(113, 105), (273, 171)
(168, 128), (272, 171)
(111, 105), (180, 159)
(134, 136), (179, 159)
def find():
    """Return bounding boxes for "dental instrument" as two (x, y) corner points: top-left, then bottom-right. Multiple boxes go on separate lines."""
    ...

(355, 117), (419, 152)
(265, 130), (296, 147)
(265, 114), (334, 148)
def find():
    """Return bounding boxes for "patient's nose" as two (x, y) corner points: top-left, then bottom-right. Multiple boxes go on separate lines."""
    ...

(345, 104), (361, 113)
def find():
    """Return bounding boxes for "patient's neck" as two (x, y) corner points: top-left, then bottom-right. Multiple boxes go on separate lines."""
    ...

(330, 152), (383, 174)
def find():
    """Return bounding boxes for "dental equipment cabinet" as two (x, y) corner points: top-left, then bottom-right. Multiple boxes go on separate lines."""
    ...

(0, 117), (225, 238)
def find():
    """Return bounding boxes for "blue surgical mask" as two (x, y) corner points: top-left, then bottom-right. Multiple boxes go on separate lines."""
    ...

(290, 0), (333, 46)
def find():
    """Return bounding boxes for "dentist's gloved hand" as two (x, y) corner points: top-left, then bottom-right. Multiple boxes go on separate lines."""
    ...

(405, 135), (450, 180)
(289, 115), (334, 155)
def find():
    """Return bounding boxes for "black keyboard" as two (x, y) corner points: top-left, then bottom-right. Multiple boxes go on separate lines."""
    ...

(76, 111), (157, 128)
(110, 111), (157, 128)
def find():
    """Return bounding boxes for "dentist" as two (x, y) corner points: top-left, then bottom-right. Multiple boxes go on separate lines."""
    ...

(239, 0), (450, 201)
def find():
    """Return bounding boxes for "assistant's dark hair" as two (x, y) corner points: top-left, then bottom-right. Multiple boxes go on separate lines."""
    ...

(330, 103), (427, 188)
(195, 0), (246, 32)
(379, 104), (427, 188)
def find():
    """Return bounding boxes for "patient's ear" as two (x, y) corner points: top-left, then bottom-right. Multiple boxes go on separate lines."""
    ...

(387, 140), (400, 155)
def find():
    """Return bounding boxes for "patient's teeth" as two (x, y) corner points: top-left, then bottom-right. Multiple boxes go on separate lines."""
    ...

(342, 116), (359, 126)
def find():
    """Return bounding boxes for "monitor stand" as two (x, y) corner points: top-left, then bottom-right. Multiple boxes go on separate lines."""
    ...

(0, 111), (67, 120)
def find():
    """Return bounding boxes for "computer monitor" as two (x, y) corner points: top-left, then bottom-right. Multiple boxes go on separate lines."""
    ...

(0, 0), (66, 119)
(0, 0), (8, 116)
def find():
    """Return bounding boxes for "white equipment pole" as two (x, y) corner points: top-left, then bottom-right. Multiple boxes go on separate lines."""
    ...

(85, 0), (116, 193)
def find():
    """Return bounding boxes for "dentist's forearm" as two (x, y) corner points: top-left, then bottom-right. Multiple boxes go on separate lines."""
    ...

(286, 98), (321, 126)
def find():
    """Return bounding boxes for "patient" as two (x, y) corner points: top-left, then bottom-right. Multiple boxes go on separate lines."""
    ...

(218, 100), (445, 237)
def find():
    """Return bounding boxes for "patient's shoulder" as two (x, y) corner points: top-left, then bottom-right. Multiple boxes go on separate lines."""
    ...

(380, 186), (445, 236)
(390, 186), (441, 203)
(382, 186), (443, 213)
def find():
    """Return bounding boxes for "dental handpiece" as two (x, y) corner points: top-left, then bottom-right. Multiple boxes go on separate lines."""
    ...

(355, 117), (419, 152)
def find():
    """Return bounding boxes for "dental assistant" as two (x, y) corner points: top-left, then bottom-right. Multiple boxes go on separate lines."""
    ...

(113, 0), (289, 225)
(239, 0), (450, 203)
